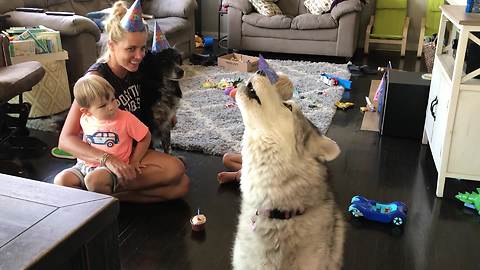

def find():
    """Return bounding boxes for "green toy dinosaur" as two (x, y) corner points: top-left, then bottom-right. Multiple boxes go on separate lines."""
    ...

(455, 188), (480, 215)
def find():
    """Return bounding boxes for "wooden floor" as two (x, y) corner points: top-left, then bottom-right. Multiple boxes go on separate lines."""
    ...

(2, 49), (480, 270)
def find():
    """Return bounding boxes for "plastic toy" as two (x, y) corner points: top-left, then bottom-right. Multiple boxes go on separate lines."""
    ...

(348, 195), (408, 226)
(455, 188), (480, 215)
(201, 79), (216, 88)
(320, 74), (338, 86)
(335, 101), (354, 110)
(320, 73), (352, 89)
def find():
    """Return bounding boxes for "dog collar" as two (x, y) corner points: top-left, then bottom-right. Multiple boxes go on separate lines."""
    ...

(256, 208), (305, 220)
(250, 208), (305, 231)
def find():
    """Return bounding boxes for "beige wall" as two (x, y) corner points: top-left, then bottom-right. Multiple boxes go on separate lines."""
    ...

(201, 0), (437, 51)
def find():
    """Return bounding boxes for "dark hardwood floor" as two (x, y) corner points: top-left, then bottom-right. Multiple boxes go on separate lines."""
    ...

(2, 49), (479, 270)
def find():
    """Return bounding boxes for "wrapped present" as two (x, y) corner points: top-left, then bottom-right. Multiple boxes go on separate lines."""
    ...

(14, 29), (49, 54)
(8, 40), (36, 57)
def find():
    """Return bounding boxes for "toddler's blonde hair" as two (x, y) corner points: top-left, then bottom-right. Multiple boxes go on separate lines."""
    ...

(74, 74), (115, 108)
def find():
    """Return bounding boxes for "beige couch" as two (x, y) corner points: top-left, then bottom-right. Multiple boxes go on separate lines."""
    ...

(227, 0), (363, 57)
(1, 0), (196, 90)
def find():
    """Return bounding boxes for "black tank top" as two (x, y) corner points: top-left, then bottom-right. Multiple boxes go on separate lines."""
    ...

(87, 62), (142, 120)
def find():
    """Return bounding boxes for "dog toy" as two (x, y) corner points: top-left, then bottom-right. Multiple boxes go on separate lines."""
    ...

(217, 79), (231, 89)
(456, 188), (480, 215)
(320, 73), (352, 89)
(335, 101), (354, 110)
(201, 79), (216, 88)
(51, 147), (75, 159)
(195, 35), (204, 48)
(320, 74), (338, 86)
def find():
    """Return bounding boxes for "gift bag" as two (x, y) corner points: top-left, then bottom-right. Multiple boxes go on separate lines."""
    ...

(423, 36), (437, 73)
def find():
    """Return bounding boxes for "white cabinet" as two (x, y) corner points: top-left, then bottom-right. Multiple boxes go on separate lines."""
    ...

(423, 5), (480, 197)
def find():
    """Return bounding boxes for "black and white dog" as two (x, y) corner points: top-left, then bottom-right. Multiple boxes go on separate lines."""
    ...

(139, 47), (184, 153)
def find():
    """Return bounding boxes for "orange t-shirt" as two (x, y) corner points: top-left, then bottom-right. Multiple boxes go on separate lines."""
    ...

(80, 110), (148, 167)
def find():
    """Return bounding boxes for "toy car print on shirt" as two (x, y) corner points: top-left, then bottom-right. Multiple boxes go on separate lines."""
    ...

(85, 131), (119, 147)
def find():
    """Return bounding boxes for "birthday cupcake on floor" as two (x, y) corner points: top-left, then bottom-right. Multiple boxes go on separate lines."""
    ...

(190, 209), (207, 231)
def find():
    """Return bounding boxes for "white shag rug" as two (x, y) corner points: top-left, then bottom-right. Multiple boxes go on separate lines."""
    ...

(173, 59), (349, 156)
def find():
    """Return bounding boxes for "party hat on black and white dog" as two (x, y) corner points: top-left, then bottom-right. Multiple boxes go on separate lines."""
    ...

(152, 21), (171, 52)
(258, 54), (279, 84)
(120, 0), (145, 32)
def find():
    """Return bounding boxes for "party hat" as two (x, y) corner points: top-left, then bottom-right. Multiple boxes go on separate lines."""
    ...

(258, 54), (279, 84)
(120, 0), (145, 32)
(152, 22), (171, 52)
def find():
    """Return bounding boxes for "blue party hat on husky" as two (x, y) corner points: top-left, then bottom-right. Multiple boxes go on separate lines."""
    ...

(120, 0), (145, 32)
(152, 21), (171, 52)
(258, 54), (279, 84)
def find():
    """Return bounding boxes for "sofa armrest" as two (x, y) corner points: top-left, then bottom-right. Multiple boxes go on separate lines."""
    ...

(5, 11), (101, 41)
(224, 0), (253, 14)
(227, 6), (243, 49)
(144, 0), (197, 18)
(331, 0), (363, 22)
(336, 12), (360, 57)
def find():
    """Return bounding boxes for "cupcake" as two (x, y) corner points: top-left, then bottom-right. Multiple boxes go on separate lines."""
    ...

(190, 214), (207, 231)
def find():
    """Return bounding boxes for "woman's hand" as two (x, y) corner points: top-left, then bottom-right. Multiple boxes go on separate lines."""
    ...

(131, 160), (147, 175)
(105, 155), (137, 188)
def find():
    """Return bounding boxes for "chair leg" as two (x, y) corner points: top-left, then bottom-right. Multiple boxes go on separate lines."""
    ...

(364, 38), (370, 54)
(400, 39), (407, 57)
(417, 40), (424, 58)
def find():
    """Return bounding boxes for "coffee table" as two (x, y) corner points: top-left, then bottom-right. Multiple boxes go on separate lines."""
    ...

(0, 173), (120, 270)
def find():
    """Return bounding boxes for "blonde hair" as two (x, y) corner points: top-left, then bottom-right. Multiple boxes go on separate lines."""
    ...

(98, 0), (147, 63)
(74, 74), (115, 108)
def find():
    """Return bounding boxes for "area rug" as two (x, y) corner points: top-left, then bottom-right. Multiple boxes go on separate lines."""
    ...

(173, 59), (350, 156)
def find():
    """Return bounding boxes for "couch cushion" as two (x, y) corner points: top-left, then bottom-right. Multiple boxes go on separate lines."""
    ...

(0, 0), (23, 14)
(44, 0), (111, 16)
(277, 0), (301, 16)
(242, 23), (337, 41)
(143, 0), (196, 18)
(249, 0), (283, 16)
(304, 0), (333, 15)
(243, 13), (292, 29)
(291, 13), (336, 30)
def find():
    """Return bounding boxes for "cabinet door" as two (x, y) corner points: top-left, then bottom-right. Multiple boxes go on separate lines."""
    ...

(424, 64), (442, 142)
(429, 72), (451, 169)
(448, 90), (480, 175)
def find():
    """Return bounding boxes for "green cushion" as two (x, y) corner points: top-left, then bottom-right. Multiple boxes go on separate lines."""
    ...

(371, 9), (406, 39)
(377, 0), (407, 9)
(424, 0), (443, 36)
(428, 0), (444, 11)
(426, 11), (441, 36)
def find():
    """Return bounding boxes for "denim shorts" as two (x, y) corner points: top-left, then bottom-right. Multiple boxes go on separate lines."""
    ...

(62, 162), (118, 192)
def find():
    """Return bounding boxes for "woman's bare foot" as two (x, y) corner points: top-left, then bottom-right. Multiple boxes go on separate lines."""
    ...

(217, 171), (241, 184)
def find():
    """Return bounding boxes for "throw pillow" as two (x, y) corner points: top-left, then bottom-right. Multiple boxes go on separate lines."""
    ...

(304, 0), (333, 15)
(249, 0), (283, 16)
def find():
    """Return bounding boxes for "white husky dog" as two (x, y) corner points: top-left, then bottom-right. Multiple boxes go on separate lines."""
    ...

(232, 71), (345, 270)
